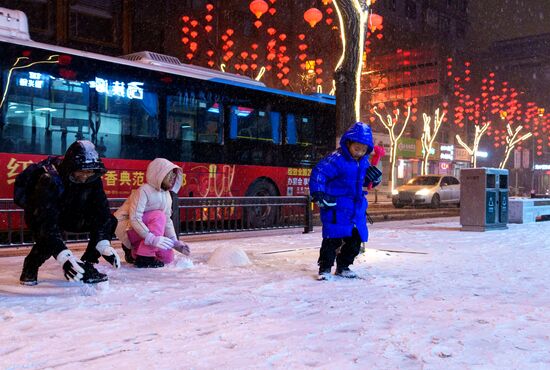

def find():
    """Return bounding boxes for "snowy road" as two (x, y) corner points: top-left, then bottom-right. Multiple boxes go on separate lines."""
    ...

(1, 217), (549, 369)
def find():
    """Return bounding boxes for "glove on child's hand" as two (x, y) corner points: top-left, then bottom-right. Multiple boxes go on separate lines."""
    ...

(145, 233), (173, 250)
(365, 166), (382, 186)
(169, 236), (190, 255)
(56, 249), (85, 282)
(311, 192), (337, 208)
(95, 240), (121, 269)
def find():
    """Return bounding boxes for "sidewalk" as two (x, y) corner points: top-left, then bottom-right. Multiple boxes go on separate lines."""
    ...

(1, 217), (549, 369)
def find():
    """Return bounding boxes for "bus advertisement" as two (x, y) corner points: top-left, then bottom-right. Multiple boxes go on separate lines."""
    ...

(0, 7), (336, 228)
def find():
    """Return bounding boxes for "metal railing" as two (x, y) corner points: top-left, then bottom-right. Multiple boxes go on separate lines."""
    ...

(0, 196), (313, 249)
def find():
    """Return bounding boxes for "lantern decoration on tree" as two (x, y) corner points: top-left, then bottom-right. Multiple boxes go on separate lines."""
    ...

(368, 13), (383, 32)
(304, 8), (323, 28)
(249, 0), (269, 19)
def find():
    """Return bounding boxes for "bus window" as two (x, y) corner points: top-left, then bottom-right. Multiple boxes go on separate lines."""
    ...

(1, 69), (92, 155)
(167, 90), (222, 144)
(95, 77), (158, 159)
(167, 92), (196, 141)
(286, 114), (313, 146)
(230, 105), (281, 143)
(197, 101), (222, 144)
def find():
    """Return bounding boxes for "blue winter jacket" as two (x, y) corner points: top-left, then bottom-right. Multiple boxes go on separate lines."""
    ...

(309, 122), (374, 241)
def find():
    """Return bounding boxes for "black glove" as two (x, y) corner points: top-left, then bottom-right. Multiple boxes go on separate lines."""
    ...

(311, 192), (337, 208)
(56, 250), (85, 282)
(364, 166), (382, 187)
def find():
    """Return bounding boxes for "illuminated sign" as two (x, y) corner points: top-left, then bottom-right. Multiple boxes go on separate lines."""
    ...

(534, 164), (550, 170)
(17, 72), (44, 89)
(476, 151), (488, 158)
(89, 77), (144, 100)
(440, 144), (454, 161)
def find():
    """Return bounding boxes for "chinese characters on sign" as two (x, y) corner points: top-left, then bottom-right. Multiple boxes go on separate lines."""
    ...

(4, 156), (145, 197)
(6, 158), (34, 184)
(286, 168), (311, 196)
(90, 78), (144, 100)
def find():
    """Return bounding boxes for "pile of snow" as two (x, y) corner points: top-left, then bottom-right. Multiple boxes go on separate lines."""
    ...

(207, 245), (251, 267)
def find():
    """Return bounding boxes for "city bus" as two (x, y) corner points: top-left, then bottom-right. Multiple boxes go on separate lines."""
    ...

(0, 8), (336, 228)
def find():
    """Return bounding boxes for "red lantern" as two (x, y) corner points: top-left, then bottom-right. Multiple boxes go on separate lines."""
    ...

(267, 27), (277, 35)
(304, 8), (323, 28)
(281, 78), (289, 86)
(368, 13), (383, 32)
(249, 0), (269, 19)
(254, 20), (262, 28)
(205, 25), (212, 33)
(206, 4), (214, 12)
(269, 8), (276, 15)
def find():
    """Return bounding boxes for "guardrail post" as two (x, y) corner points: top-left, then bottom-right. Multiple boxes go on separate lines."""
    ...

(170, 191), (181, 236)
(303, 195), (313, 233)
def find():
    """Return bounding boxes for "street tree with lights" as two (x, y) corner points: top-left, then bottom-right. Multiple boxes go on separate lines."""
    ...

(373, 103), (412, 191)
(420, 108), (446, 175)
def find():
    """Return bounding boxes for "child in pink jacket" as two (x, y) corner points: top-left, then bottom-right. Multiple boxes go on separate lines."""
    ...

(115, 158), (190, 268)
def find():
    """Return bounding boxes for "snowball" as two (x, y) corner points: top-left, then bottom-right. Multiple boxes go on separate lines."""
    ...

(174, 256), (194, 269)
(207, 246), (251, 267)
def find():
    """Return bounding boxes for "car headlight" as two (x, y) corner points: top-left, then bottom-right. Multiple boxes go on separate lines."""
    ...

(392, 189), (399, 195)
(416, 188), (431, 196)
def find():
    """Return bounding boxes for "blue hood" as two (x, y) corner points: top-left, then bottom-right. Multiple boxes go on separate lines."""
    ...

(339, 122), (374, 159)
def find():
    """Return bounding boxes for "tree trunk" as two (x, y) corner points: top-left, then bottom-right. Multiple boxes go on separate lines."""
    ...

(334, 0), (362, 144)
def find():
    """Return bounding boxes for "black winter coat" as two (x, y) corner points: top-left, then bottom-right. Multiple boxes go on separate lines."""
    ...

(24, 142), (113, 258)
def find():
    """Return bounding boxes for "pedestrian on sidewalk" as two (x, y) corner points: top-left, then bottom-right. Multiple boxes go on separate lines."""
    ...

(309, 122), (382, 280)
(114, 158), (190, 268)
(18, 140), (120, 285)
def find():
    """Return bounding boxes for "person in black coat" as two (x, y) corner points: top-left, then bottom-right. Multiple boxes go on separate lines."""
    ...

(19, 140), (121, 285)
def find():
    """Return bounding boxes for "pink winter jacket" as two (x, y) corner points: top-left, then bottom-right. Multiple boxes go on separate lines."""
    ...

(114, 158), (183, 249)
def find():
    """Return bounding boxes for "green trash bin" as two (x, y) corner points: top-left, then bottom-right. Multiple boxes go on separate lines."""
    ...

(460, 168), (509, 231)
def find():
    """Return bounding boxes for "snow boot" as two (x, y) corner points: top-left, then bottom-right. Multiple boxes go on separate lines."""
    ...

(317, 267), (332, 281)
(80, 262), (108, 284)
(19, 262), (39, 286)
(134, 255), (164, 268)
(335, 266), (357, 279)
(122, 245), (135, 264)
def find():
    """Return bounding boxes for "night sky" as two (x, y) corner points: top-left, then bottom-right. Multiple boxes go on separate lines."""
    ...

(467, 0), (550, 48)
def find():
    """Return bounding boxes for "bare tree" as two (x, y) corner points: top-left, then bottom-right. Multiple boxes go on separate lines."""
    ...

(332, 0), (372, 143)
(420, 108), (445, 175)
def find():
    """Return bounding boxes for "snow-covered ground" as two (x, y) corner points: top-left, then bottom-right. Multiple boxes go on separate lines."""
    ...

(1, 217), (549, 370)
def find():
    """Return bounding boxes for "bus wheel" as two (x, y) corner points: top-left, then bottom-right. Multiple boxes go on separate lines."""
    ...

(245, 180), (279, 228)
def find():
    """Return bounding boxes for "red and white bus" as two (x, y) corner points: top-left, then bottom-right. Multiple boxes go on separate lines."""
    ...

(0, 8), (335, 227)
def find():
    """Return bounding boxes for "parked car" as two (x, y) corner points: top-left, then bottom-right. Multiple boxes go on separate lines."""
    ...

(392, 175), (460, 208)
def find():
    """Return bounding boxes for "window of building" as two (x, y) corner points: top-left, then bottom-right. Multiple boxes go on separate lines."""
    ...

(455, 22), (466, 38)
(69, 0), (121, 46)
(405, 0), (417, 19)
(438, 15), (451, 34)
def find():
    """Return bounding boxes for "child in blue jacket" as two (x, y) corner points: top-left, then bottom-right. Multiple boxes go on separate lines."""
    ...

(309, 122), (381, 280)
